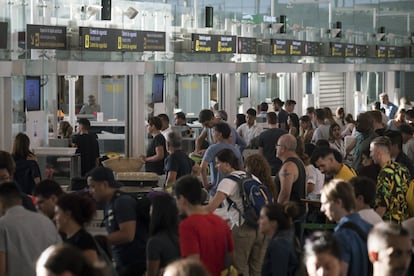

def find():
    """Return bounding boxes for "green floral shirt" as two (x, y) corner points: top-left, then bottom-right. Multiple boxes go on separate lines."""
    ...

(375, 161), (410, 223)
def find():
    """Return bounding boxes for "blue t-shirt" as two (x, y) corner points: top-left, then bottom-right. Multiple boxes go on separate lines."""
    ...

(334, 213), (372, 276)
(202, 142), (243, 196)
(105, 193), (147, 267)
(205, 125), (246, 152)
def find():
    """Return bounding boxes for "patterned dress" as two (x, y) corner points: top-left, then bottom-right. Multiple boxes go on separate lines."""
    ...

(375, 161), (410, 223)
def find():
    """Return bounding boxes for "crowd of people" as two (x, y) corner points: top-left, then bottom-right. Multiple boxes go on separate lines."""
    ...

(1, 93), (414, 275)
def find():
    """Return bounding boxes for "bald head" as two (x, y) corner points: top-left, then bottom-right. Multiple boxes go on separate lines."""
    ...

(279, 134), (297, 151)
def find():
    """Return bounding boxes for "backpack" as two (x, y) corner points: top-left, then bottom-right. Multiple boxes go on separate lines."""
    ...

(101, 191), (151, 235)
(225, 173), (272, 227)
(341, 221), (373, 276)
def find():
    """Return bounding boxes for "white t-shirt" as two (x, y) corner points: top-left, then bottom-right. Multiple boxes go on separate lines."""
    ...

(236, 123), (263, 146)
(217, 171), (261, 229)
(358, 209), (383, 226)
(306, 164), (325, 196)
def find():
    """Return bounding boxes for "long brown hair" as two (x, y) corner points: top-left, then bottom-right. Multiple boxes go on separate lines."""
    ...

(12, 133), (34, 160)
(245, 154), (278, 200)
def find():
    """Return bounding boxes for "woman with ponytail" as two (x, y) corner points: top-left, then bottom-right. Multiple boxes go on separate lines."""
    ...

(258, 202), (299, 276)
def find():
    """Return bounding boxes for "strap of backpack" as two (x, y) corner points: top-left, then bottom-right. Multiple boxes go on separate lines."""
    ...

(225, 173), (249, 226)
(340, 221), (367, 241)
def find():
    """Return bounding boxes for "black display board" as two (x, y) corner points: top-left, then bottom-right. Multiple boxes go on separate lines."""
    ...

(345, 44), (356, 57)
(387, 46), (405, 58)
(330, 42), (345, 57)
(237, 37), (257, 54)
(355, 45), (367, 57)
(118, 29), (140, 51)
(271, 39), (289, 55)
(377, 45), (387, 58)
(79, 27), (116, 51)
(305, 41), (321, 56)
(0, 22), (7, 49)
(80, 27), (166, 52)
(140, 31), (166, 52)
(192, 33), (236, 53)
(26, 24), (66, 49)
(289, 40), (305, 56)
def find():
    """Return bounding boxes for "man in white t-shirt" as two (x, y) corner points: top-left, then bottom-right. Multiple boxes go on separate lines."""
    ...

(236, 108), (263, 147)
(350, 176), (383, 226)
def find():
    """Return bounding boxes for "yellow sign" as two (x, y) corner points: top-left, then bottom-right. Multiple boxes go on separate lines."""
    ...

(85, 35), (90, 48)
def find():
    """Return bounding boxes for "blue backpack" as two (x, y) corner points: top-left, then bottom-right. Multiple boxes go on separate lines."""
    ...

(226, 173), (272, 227)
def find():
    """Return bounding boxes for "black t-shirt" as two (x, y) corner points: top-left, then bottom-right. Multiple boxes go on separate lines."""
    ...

(145, 134), (167, 175)
(278, 109), (289, 129)
(146, 231), (180, 269)
(257, 128), (287, 175)
(164, 150), (194, 179)
(65, 228), (98, 253)
(72, 133), (100, 176)
(105, 192), (147, 267)
(13, 158), (41, 194)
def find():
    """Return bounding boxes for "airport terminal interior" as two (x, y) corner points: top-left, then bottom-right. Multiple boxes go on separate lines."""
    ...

(0, 0), (413, 180)
(1, 1), (414, 275)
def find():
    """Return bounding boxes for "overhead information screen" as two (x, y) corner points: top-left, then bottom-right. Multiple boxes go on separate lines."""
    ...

(271, 39), (289, 55)
(80, 27), (117, 51)
(26, 24), (66, 49)
(80, 27), (166, 52)
(387, 46), (405, 58)
(290, 40), (305, 55)
(305, 41), (320, 56)
(0, 22), (7, 49)
(140, 31), (166, 52)
(118, 29), (139, 51)
(192, 34), (236, 53)
(238, 37), (257, 54)
(330, 42), (345, 57)
(345, 44), (356, 57)
(377, 46), (387, 58)
(355, 45), (367, 57)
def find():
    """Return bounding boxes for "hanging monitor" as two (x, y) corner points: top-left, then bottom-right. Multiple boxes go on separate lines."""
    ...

(240, 73), (249, 98)
(25, 76), (41, 111)
(152, 74), (164, 103)
(306, 72), (313, 94)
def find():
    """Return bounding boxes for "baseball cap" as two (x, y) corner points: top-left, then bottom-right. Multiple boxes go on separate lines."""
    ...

(88, 167), (122, 188)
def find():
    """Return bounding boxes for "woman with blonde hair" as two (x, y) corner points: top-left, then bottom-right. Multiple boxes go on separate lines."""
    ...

(244, 154), (277, 201)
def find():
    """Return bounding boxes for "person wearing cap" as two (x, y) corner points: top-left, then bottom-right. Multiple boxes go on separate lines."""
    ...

(79, 95), (101, 115)
(272, 98), (288, 130)
(379, 93), (398, 120)
(88, 167), (147, 275)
